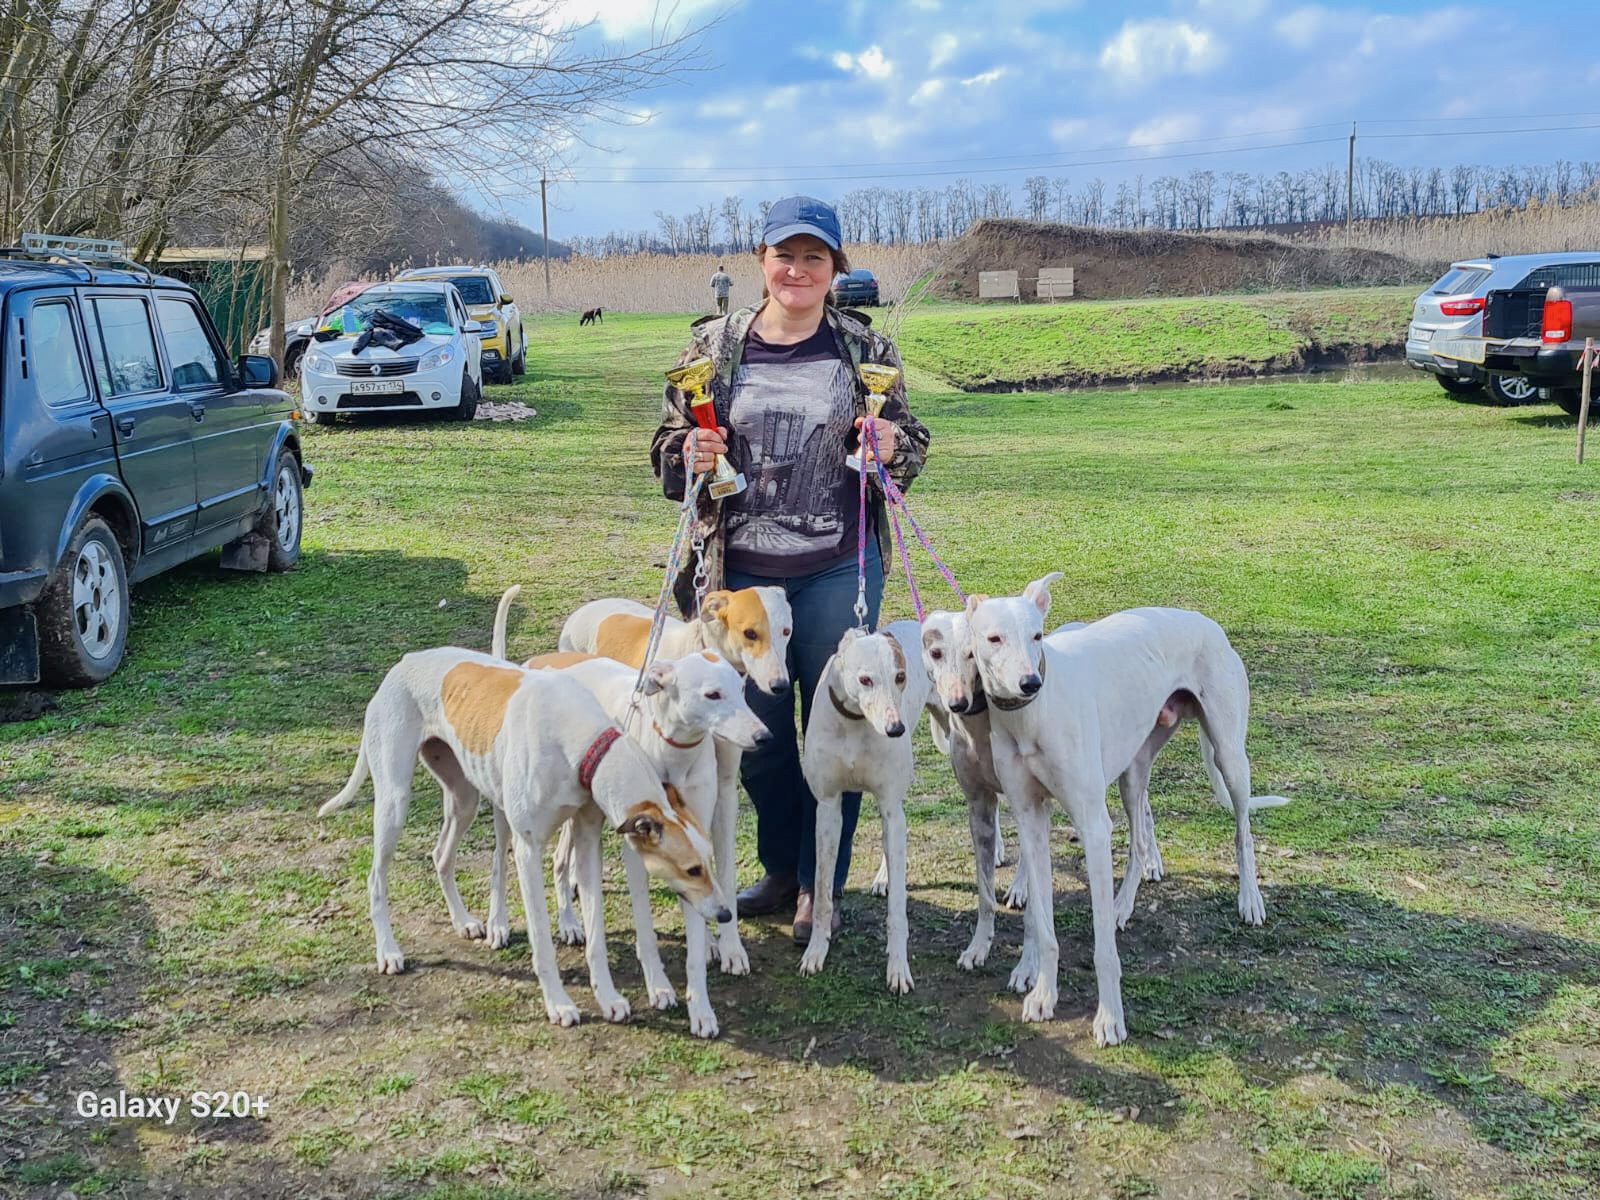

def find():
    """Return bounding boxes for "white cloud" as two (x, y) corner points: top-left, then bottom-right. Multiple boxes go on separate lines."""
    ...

(1099, 19), (1224, 84)
(961, 66), (1006, 87)
(762, 85), (806, 111)
(928, 32), (959, 70)
(831, 50), (854, 71)
(1128, 113), (1203, 148)
(1049, 117), (1089, 144)
(544, 0), (722, 41)
(910, 78), (946, 106)
(695, 97), (745, 120)
(834, 44), (894, 78)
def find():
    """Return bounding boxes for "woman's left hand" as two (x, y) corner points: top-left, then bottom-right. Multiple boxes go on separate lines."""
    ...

(855, 416), (896, 464)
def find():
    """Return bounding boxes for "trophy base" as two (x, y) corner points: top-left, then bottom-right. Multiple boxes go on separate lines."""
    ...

(708, 472), (746, 500)
(845, 454), (875, 473)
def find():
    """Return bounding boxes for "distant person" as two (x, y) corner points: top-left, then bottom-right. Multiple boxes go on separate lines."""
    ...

(652, 196), (930, 945)
(710, 263), (733, 315)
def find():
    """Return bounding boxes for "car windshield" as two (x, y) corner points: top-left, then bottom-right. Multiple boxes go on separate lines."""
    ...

(341, 291), (452, 335)
(438, 276), (495, 305)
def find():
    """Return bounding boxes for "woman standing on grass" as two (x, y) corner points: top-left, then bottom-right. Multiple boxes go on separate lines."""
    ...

(651, 196), (931, 944)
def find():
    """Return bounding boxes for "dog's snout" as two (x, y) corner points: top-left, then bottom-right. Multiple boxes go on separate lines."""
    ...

(948, 696), (970, 714)
(886, 720), (906, 737)
(1020, 674), (1042, 695)
(753, 728), (773, 745)
(769, 677), (791, 696)
(715, 906), (733, 924)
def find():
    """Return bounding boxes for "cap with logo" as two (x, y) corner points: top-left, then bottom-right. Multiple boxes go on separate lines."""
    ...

(762, 196), (842, 250)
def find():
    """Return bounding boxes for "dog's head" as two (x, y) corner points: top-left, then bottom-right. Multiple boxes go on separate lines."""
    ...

(967, 572), (1063, 704)
(614, 776), (730, 926)
(921, 607), (984, 714)
(641, 651), (769, 750)
(698, 587), (792, 695)
(829, 627), (912, 737)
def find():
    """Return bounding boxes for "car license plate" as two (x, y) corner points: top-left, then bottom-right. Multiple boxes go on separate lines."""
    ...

(350, 380), (404, 395)
(1429, 336), (1486, 364)
(1412, 327), (1433, 342)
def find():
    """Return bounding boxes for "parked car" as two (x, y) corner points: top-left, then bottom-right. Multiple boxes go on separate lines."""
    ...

(0, 233), (309, 688)
(832, 268), (881, 307)
(1523, 280), (1600, 415)
(247, 279), (377, 377)
(298, 280), (484, 424)
(393, 266), (524, 383)
(1408, 252), (1600, 405)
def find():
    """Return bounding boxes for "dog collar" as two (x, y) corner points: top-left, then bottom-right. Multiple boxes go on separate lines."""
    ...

(963, 680), (990, 716)
(988, 653), (1047, 712)
(578, 727), (623, 789)
(827, 685), (866, 721)
(651, 720), (704, 749)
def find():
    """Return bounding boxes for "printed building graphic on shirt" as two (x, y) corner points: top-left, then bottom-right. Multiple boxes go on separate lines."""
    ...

(724, 357), (857, 559)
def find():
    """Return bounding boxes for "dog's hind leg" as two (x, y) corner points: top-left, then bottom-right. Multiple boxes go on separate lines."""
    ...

(869, 853), (889, 897)
(958, 785), (1001, 970)
(620, 842), (678, 1010)
(552, 820), (585, 945)
(366, 710), (424, 975)
(1197, 714), (1267, 926)
(571, 805), (630, 1023)
(422, 738), (486, 939)
(485, 806), (512, 949)
(509, 822), (580, 1026)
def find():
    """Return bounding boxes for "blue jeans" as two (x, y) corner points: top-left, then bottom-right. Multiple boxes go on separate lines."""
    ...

(726, 546), (884, 895)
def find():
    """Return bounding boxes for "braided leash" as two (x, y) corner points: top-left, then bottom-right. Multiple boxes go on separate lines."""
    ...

(864, 421), (968, 614)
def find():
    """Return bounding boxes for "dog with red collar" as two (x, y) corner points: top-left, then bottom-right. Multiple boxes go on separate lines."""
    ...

(319, 646), (729, 1028)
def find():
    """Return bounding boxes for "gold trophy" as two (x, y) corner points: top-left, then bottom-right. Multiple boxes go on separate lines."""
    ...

(667, 357), (746, 500)
(847, 362), (901, 472)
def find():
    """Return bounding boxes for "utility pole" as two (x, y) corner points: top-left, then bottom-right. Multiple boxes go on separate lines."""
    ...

(540, 176), (551, 299)
(1346, 121), (1356, 243)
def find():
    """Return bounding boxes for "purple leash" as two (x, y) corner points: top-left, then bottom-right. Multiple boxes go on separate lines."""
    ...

(866, 423), (967, 610)
(853, 433), (870, 627)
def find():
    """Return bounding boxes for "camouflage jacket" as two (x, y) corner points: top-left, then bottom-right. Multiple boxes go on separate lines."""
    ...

(650, 302), (931, 617)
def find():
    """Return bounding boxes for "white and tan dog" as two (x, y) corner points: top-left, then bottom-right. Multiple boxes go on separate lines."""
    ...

(968, 574), (1289, 1045)
(485, 587), (768, 1038)
(318, 647), (730, 1028)
(558, 588), (794, 965)
(799, 620), (928, 994)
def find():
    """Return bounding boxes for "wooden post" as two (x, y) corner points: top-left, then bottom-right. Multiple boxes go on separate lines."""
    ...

(1579, 337), (1595, 465)
(1345, 122), (1355, 243)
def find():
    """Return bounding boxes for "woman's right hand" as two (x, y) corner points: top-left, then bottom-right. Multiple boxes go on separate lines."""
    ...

(685, 426), (729, 474)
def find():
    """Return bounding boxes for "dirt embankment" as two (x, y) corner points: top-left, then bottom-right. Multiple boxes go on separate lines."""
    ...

(934, 219), (1425, 302)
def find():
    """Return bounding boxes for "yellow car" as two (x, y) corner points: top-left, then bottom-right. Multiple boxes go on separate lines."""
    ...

(393, 266), (525, 384)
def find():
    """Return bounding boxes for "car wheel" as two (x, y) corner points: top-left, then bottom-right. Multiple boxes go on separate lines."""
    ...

(1552, 388), (1585, 418)
(1486, 373), (1538, 405)
(35, 517), (130, 688)
(1437, 375), (1483, 397)
(512, 331), (526, 376)
(262, 448), (303, 571)
(284, 344), (305, 379)
(455, 370), (480, 420)
(311, 411), (336, 426)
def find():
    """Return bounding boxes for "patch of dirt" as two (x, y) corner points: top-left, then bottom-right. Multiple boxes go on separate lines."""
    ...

(934, 218), (1420, 302)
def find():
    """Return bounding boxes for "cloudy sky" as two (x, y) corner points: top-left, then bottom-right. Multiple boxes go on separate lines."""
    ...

(518, 0), (1600, 240)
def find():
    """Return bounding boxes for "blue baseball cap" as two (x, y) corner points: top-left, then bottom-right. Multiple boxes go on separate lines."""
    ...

(762, 196), (842, 250)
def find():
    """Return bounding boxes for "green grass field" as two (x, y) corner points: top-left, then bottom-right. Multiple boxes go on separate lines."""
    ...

(3, 304), (1599, 1198)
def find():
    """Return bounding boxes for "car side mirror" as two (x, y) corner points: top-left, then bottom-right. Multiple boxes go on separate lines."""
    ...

(500, 294), (514, 305)
(237, 354), (280, 389)
(463, 320), (484, 334)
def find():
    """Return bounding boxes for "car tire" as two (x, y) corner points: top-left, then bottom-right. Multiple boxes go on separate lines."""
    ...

(311, 412), (336, 426)
(511, 331), (526, 376)
(1486, 373), (1538, 405)
(1552, 389), (1585, 418)
(284, 344), (305, 379)
(1437, 375), (1483, 397)
(261, 448), (303, 572)
(455, 370), (480, 421)
(35, 516), (130, 688)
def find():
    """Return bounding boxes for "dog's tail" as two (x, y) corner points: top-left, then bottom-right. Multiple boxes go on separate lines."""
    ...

(492, 584), (523, 660)
(318, 734), (370, 817)
(1199, 731), (1291, 814)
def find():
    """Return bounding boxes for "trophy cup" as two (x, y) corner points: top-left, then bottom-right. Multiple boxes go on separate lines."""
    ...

(846, 362), (901, 472)
(666, 357), (746, 500)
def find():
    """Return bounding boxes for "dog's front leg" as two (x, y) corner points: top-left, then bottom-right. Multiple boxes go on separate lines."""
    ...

(681, 903), (719, 1038)
(797, 795), (844, 977)
(881, 790), (913, 994)
(708, 770), (749, 975)
(552, 820), (585, 945)
(991, 756), (1047, 996)
(571, 806), (630, 1023)
(620, 842), (677, 1010)
(509, 826), (580, 1026)
(958, 786), (1000, 970)
(1065, 789), (1127, 1046)
(1001, 793), (1031, 910)
(485, 805), (511, 950)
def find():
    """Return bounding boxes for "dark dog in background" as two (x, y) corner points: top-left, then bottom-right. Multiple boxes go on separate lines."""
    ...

(579, 307), (604, 326)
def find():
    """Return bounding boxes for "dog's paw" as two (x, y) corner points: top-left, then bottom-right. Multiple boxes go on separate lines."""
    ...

(1238, 885), (1266, 927)
(455, 918), (486, 940)
(687, 1004), (720, 1040)
(718, 940), (751, 976)
(595, 991), (632, 1024)
(1142, 846), (1166, 882)
(1113, 890), (1137, 931)
(645, 977), (679, 1010)
(886, 960), (914, 995)
(1003, 878), (1029, 910)
(868, 860), (889, 897)
(957, 936), (991, 971)
(486, 923), (511, 950)
(1021, 985), (1057, 1023)
(798, 942), (830, 977)
(545, 997), (581, 1027)
(556, 913), (586, 946)
(1093, 1002), (1127, 1046)
(376, 948), (406, 975)
(1008, 954), (1038, 994)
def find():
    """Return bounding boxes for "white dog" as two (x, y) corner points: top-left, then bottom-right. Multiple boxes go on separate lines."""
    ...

(798, 620), (929, 994)
(319, 647), (730, 1027)
(968, 575), (1289, 1045)
(558, 588), (794, 964)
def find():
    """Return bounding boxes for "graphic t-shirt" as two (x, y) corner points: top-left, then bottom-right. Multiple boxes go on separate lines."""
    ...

(723, 323), (861, 577)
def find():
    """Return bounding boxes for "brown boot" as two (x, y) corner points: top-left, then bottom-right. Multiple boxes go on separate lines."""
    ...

(792, 888), (843, 945)
(736, 871), (799, 917)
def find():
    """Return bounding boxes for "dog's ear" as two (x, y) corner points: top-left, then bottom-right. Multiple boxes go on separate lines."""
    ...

(700, 591), (731, 623)
(642, 660), (676, 696)
(1022, 572), (1063, 616)
(964, 592), (989, 617)
(617, 810), (664, 844)
(835, 627), (866, 657)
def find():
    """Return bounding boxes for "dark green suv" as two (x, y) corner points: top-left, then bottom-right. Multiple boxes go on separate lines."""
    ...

(0, 235), (311, 688)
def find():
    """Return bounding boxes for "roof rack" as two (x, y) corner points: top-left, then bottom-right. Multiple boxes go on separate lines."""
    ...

(0, 231), (154, 282)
